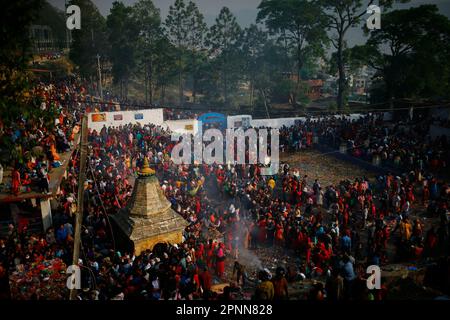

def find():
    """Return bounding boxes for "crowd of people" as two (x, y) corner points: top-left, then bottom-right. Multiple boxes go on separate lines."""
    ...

(0, 80), (449, 300)
(279, 114), (448, 174)
(0, 77), (94, 196)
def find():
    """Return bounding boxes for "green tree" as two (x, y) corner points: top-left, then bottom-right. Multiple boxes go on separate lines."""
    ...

(239, 24), (268, 108)
(165, 0), (189, 106)
(35, 0), (67, 49)
(153, 37), (178, 105)
(132, 0), (163, 104)
(0, 0), (59, 165)
(206, 7), (242, 106)
(69, 0), (109, 80)
(257, 0), (328, 106)
(319, 0), (409, 110)
(0, 0), (43, 127)
(184, 1), (207, 104)
(107, 1), (137, 99)
(351, 5), (450, 104)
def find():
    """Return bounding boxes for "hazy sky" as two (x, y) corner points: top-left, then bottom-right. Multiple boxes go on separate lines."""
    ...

(49, 0), (450, 47)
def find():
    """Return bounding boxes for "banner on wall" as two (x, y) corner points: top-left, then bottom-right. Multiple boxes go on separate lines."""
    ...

(92, 113), (106, 122)
(88, 109), (165, 131)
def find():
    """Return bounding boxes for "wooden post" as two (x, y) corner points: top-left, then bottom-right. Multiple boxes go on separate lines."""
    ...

(69, 114), (88, 300)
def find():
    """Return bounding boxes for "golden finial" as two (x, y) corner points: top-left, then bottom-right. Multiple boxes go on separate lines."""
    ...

(139, 157), (155, 176)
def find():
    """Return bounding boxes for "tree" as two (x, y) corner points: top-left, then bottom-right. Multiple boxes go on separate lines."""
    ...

(319, 0), (409, 110)
(206, 7), (242, 106)
(257, 0), (328, 106)
(35, 0), (67, 49)
(107, 1), (137, 99)
(132, 0), (163, 105)
(0, 0), (58, 165)
(351, 5), (450, 104)
(184, 1), (207, 104)
(152, 37), (178, 105)
(0, 0), (43, 127)
(239, 24), (268, 108)
(165, 0), (207, 105)
(69, 0), (109, 79)
(165, 0), (189, 106)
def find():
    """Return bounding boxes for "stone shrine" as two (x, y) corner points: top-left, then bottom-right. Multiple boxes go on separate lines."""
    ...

(111, 158), (188, 255)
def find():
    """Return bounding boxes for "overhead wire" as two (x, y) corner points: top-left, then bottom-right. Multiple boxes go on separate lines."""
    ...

(43, 96), (450, 116)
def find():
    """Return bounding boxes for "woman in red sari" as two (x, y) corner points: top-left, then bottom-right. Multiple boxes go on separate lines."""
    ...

(407, 187), (415, 203)
(206, 240), (216, 269)
(11, 167), (21, 195)
(258, 218), (267, 244)
(275, 222), (284, 247)
(215, 243), (225, 278)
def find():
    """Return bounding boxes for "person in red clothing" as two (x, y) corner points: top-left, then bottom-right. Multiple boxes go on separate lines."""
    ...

(215, 243), (226, 278)
(21, 172), (32, 192)
(272, 267), (289, 300)
(275, 222), (284, 247)
(422, 185), (430, 205)
(199, 266), (212, 294)
(11, 167), (21, 196)
(407, 187), (415, 203)
(306, 131), (313, 147)
(206, 240), (216, 269)
(258, 218), (267, 244)
(424, 227), (438, 258)
(196, 243), (204, 262)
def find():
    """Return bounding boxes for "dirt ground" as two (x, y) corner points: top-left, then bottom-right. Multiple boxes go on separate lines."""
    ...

(281, 149), (377, 186)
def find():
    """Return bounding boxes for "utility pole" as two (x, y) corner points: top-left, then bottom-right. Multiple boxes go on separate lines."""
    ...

(96, 54), (103, 100)
(69, 114), (88, 300)
(64, 0), (71, 51)
(65, 0), (68, 50)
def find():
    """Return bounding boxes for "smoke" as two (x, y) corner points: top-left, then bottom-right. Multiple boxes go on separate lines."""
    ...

(238, 247), (263, 271)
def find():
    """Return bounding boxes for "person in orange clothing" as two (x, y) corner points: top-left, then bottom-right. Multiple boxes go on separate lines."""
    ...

(399, 217), (412, 242)
(275, 222), (284, 247)
(49, 141), (60, 161)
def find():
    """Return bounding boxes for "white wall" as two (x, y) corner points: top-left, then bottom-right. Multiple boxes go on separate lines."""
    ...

(164, 119), (200, 136)
(87, 110), (388, 133)
(88, 109), (164, 132)
(250, 114), (368, 129)
(251, 117), (306, 128)
(227, 115), (253, 128)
